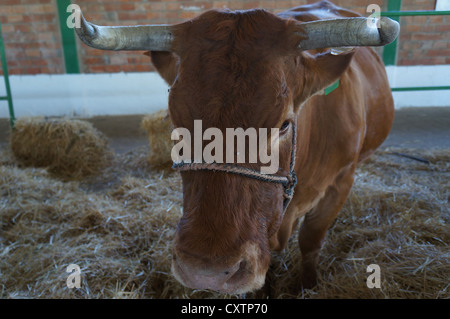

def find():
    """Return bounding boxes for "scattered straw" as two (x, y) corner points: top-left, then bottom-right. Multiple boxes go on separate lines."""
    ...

(0, 141), (448, 298)
(10, 117), (112, 180)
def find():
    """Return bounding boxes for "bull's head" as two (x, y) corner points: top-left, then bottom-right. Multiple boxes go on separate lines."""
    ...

(75, 7), (398, 294)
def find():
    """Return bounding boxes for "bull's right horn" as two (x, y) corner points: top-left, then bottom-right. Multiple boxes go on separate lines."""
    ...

(297, 16), (400, 51)
(74, 7), (174, 51)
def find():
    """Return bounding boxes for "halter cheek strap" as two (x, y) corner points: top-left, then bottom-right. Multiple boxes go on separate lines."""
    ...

(172, 121), (298, 214)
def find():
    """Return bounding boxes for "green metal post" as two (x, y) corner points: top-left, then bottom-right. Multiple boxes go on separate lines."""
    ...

(0, 22), (15, 129)
(57, 0), (80, 74)
(382, 0), (402, 66)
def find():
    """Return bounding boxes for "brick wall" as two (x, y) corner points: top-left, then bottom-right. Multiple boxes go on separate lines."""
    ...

(398, 0), (450, 65)
(1, 0), (64, 74)
(0, 0), (448, 75)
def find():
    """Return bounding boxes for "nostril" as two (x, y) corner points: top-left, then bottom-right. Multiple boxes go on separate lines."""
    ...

(222, 260), (242, 280)
(226, 260), (248, 286)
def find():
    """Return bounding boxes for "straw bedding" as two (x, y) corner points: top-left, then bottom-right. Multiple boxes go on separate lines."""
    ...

(0, 127), (448, 298)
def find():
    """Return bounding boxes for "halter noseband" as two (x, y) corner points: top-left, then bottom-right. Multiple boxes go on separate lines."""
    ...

(172, 121), (298, 214)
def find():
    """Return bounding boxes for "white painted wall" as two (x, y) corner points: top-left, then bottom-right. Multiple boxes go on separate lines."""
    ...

(1, 65), (449, 119)
(385, 65), (450, 108)
(0, 72), (169, 118)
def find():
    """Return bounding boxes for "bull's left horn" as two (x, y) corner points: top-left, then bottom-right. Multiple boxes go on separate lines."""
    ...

(74, 8), (174, 51)
(297, 17), (400, 51)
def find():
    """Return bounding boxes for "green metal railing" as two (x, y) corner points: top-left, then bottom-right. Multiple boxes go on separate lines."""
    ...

(381, 10), (450, 16)
(0, 22), (15, 129)
(391, 86), (450, 92)
(381, 6), (450, 92)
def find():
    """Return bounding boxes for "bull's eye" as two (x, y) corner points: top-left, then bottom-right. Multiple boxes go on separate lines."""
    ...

(280, 120), (290, 133)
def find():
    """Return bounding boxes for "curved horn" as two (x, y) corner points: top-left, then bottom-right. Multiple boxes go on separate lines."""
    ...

(297, 17), (400, 50)
(74, 8), (174, 51)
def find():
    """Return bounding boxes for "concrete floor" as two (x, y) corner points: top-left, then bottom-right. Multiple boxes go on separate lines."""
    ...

(382, 107), (450, 149)
(1, 107), (449, 152)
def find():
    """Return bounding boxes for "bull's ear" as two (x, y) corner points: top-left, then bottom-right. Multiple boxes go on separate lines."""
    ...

(146, 51), (179, 86)
(298, 49), (355, 102)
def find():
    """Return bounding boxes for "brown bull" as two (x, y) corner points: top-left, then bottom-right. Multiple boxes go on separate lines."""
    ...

(75, 1), (399, 294)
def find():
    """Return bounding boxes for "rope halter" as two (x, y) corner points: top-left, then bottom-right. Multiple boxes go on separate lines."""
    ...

(172, 121), (298, 214)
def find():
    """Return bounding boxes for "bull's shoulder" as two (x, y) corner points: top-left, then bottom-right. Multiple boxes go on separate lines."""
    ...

(277, 0), (361, 22)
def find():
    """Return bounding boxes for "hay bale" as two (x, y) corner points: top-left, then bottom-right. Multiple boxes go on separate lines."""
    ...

(141, 110), (173, 170)
(10, 117), (112, 179)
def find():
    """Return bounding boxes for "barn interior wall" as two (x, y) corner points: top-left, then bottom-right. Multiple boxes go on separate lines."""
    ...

(1, 0), (448, 75)
(0, 0), (449, 116)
